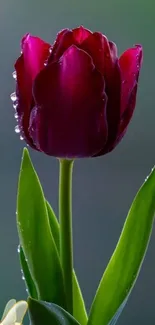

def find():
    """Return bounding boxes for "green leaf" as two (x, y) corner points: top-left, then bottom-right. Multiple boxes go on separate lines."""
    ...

(88, 167), (155, 325)
(46, 200), (88, 325)
(46, 201), (60, 250)
(72, 272), (87, 325)
(107, 296), (128, 325)
(28, 297), (80, 325)
(17, 148), (66, 308)
(19, 245), (38, 299)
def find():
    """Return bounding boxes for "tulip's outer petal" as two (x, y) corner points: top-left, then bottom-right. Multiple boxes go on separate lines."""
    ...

(94, 44), (143, 156)
(110, 45), (143, 149)
(109, 41), (118, 58)
(21, 34), (51, 79)
(113, 83), (138, 148)
(30, 45), (108, 158)
(82, 33), (121, 157)
(14, 34), (50, 146)
(119, 44), (143, 116)
(49, 26), (92, 63)
(82, 33), (121, 145)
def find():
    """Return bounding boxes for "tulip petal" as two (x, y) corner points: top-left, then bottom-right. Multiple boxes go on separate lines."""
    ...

(48, 29), (73, 63)
(81, 33), (121, 156)
(31, 45), (108, 158)
(119, 45), (143, 116)
(14, 34), (50, 146)
(49, 27), (91, 64)
(82, 33), (118, 76)
(106, 45), (143, 152)
(110, 45), (143, 147)
(72, 26), (92, 44)
(113, 83), (138, 148)
(82, 32), (121, 141)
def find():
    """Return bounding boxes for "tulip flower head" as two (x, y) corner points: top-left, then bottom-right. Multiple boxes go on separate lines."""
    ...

(12, 26), (143, 158)
(1, 299), (28, 325)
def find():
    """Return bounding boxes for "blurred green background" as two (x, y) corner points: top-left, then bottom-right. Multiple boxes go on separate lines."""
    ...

(0, 0), (155, 323)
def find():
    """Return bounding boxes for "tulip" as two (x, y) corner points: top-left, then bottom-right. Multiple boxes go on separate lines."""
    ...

(12, 26), (143, 158)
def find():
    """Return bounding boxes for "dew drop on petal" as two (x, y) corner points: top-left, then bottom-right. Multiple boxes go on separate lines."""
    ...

(10, 92), (17, 102)
(20, 135), (24, 140)
(17, 245), (20, 253)
(15, 125), (20, 133)
(12, 71), (17, 80)
(13, 102), (18, 110)
(14, 112), (18, 119)
(49, 47), (52, 53)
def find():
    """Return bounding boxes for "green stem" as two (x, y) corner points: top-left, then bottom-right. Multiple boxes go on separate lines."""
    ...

(59, 159), (74, 315)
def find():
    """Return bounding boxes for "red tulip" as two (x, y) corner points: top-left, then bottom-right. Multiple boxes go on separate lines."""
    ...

(12, 26), (143, 158)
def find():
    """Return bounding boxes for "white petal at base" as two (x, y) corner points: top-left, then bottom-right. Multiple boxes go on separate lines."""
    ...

(1, 300), (16, 321)
(1, 301), (28, 325)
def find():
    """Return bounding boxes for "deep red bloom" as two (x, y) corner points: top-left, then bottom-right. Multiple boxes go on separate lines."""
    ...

(12, 26), (143, 158)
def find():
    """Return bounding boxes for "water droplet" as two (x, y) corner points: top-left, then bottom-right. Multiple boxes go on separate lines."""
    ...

(15, 125), (20, 133)
(26, 288), (29, 293)
(12, 71), (17, 80)
(145, 175), (149, 182)
(44, 62), (47, 66)
(14, 112), (18, 119)
(13, 102), (18, 110)
(28, 240), (31, 247)
(17, 221), (21, 228)
(10, 92), (17, 102)
(49, 47), (52, 53)
(17, 245), (20, 253)
(22, 275), (25, 280)
(20, 135), (24, 140)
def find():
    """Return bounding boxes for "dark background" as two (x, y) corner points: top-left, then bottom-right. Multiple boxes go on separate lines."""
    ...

(0, 0), (155, 324)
